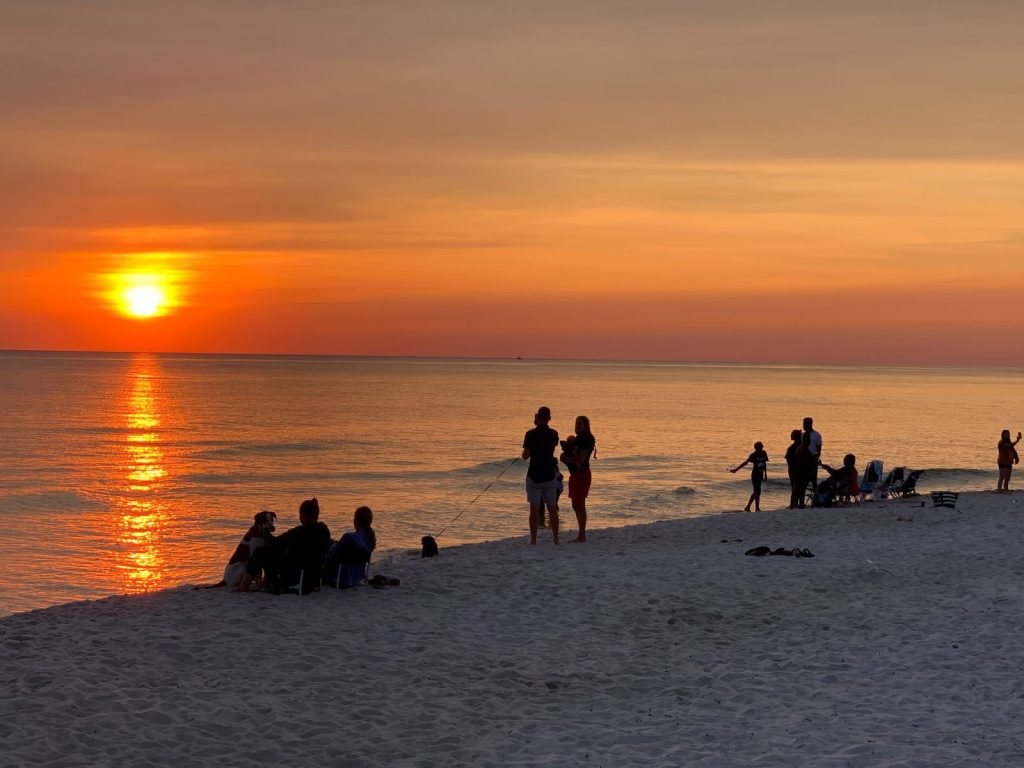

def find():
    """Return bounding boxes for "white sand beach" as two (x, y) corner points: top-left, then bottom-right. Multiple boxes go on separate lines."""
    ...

(3, 491), (1024, 767)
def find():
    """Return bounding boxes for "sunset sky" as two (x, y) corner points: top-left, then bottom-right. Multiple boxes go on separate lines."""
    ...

(2, 1), (1022, 364)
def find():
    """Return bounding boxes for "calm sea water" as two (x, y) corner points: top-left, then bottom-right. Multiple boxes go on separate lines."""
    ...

(1, 351), (1019, 615)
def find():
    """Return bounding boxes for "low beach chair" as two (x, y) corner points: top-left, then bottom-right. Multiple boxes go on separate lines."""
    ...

(325, 557), (371, 590)
(860, 460), (884, 500)
(891, 469), (925, 498)
(878, 467), (906, 499)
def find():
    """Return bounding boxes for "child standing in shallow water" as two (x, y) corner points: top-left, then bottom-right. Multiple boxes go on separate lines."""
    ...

(731, 441), (769, 512)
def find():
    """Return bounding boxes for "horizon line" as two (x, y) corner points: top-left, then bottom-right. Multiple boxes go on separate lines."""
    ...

(2, 347), (1023, 374)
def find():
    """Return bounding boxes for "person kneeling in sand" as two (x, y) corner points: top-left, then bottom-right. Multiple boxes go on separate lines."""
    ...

(323, 506), (377, 588)
(235, 498), (331, 594)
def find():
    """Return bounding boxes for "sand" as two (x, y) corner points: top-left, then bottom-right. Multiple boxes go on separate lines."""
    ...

(3, 491), (1024, 767)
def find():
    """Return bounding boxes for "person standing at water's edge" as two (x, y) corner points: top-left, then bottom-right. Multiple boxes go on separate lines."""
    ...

(730, 441), (768, 512)
(522, 406), (560, 544)
(784, 429), (802, 509)
(997, 429), (1021, 491)
(803, 417), (822, 492)
(563, 415), (596, 543)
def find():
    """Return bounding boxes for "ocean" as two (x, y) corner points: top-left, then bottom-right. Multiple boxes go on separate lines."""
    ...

(1, 351), (1019, 615)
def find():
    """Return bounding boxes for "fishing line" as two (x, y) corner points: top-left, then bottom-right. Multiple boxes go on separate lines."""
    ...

(434, 457), (520, 539)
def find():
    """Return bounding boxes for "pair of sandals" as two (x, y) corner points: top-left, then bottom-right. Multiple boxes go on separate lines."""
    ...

(368, 575), (401, 589)
(744, 546), (814, 558)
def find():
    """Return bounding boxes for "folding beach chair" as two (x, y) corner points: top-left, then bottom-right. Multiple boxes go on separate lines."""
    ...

(892, 469), (925, 498)
(860, 460), (883, 500)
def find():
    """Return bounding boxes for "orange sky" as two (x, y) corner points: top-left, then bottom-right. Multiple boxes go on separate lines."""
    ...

(2, 1), (1023, 364)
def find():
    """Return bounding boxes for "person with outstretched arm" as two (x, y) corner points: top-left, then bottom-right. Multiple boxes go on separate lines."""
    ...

(730, 441), (768, 512)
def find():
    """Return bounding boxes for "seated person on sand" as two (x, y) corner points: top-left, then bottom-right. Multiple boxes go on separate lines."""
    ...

(820, 454), (860, 502)
(221, 510), (277, 589)
(323, 505), (377, 588)
(235, 497), (332, 594)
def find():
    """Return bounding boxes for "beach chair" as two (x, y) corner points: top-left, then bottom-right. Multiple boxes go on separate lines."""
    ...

(325, 557), (371, 590)
(878, 467), (906, 499)
(860, 460), (883, 500)
(323, 537), (373, 589)
(891, 469), (925, 498)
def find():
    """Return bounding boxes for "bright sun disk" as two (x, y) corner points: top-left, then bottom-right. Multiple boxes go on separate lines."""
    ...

(124, 285), (165, 317)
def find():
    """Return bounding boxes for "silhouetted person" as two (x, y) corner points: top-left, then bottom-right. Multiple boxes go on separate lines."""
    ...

(236, 497), (331, 594)
(522, 406), (560, 545)
(821, 453), (860, 501)
(803, 417), (822, 492)
(784, 429), (802, 509)
(794, 432), (816, 508)
(564, 415), (596, 542)
(731, 441), (768, 512)
(997, 430), (1021, 491)
(324, 505), (376, 588)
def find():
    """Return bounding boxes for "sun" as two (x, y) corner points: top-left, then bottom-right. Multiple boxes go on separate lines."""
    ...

(105, 266), (183, 320)
(124, 285), (166, 318)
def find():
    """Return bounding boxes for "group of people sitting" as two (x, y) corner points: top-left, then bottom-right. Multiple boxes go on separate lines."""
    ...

(223, 498), (377, 595)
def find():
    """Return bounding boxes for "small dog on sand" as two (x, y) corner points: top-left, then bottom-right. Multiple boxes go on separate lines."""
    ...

(421, 535), (439, 558)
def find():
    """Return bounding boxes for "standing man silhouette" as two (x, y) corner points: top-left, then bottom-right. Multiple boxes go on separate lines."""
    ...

(522, 406), (560, 545)
(803, 416), (822, 494)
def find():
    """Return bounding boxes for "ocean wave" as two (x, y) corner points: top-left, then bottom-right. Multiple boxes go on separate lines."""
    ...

(1, 491), (104, 512)
(913, 467), (990, 479)
(593, 454), (684, 467)
(193, 441), (345, 458)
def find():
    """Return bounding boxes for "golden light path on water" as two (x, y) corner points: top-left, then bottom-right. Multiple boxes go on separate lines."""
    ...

(115, 356), (168, 591)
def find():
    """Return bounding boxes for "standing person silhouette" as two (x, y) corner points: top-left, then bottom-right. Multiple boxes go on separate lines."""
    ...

(997, 429), (1021, 491)
(803, 417), (822, 493)
(563, 415), (596, 543)
(784, 429), (803, 509)
(730, 441), (768, 512)
(522, 406), (560, 545)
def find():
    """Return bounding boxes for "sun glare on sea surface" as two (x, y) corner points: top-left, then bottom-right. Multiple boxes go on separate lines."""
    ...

(104, 257), (189, 320)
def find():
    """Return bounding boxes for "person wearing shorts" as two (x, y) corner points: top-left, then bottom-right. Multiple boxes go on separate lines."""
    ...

(730, 441), (769, 512)
(522, 406), (560, 544)
(997, 429), (1021, 491)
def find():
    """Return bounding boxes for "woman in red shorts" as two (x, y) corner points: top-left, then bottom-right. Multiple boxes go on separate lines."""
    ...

(564, 415), (596, 543)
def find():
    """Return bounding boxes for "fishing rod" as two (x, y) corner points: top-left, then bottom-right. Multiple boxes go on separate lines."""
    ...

(433, 457), (520, 539)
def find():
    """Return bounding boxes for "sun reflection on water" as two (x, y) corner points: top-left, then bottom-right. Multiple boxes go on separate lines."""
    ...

(115, 357), (168, 592)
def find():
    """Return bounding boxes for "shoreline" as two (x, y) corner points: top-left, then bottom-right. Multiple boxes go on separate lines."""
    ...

(3, 491), (1023, 766)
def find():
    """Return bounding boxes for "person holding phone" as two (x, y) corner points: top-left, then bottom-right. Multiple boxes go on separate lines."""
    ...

(997, 429), (1022, 491)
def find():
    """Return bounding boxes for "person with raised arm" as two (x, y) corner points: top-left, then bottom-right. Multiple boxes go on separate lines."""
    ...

(997, 429), (1021, 491)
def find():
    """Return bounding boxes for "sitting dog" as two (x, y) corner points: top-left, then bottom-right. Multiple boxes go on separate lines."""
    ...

(221, 510), (277, 588)
(421, 535), (439, 558)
